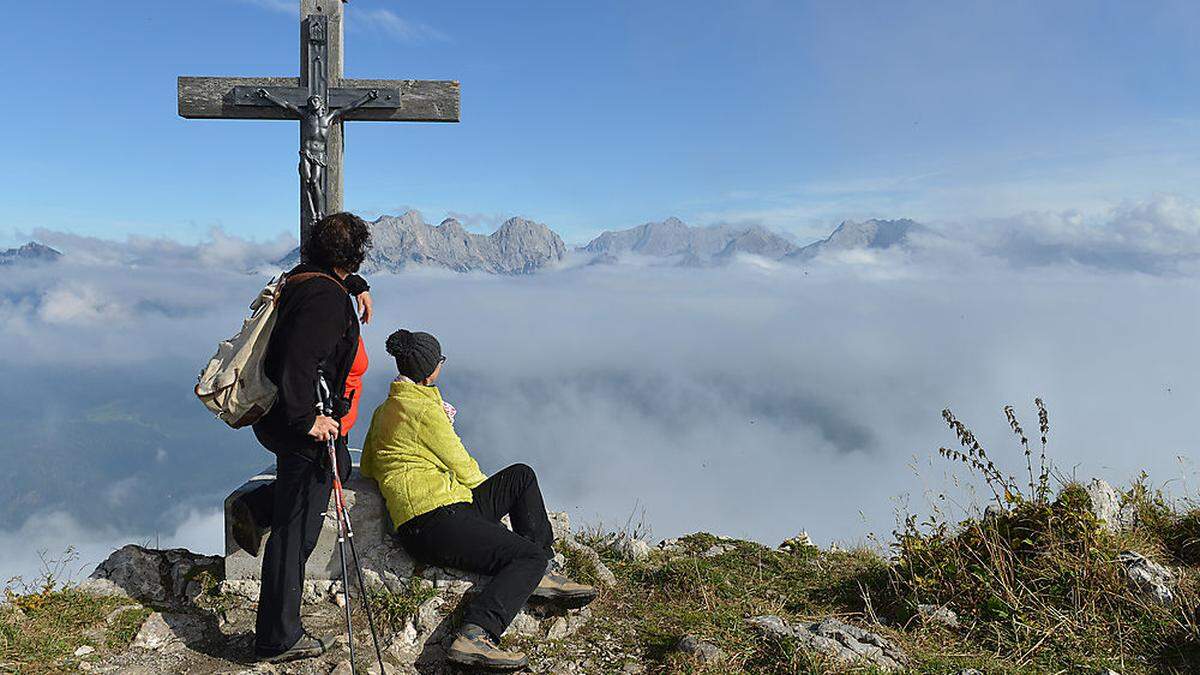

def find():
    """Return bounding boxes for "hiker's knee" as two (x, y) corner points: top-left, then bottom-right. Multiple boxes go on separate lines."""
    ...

(515, 538), (551, 564)
(506, 462), (536, 484)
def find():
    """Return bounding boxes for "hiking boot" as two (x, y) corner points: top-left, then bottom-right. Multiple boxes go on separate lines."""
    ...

(230, 495), (266, 557)
(447, 623), (528, 671)
(255, 633), (328, 663)
(530, 570), (597, 609)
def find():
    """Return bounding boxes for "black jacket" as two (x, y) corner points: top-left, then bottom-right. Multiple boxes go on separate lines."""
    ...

(253, 264), (362, 460)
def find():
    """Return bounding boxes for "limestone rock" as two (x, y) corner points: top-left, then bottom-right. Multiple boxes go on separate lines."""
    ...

(216, 579), (259, 603)
(382, 634), (424, 673)
(558, 537), (617, 587)
(87, 545), (221, 608)
(748, 615), (907, 671)
(612, 534), (653, 562)
(131, 612), (208, 651)
(543, 606), (591, 640)
(415, 594), (449, 640)
(367, 662), (416, 675)
(360, 568), (384, 592)
(391, 619), (421, 653)
(74, 645), (96, 657)
(779, 531), (818, 553)
(549, 511), (572, 541)
(308, 580), (340, 606)
(677, 635), (725, 663)
(701, 543), (735, 558)
(75, 578), (129, 600)
(213, 578), (340, 606)
(1118, 551), (1176, 605)
(567, 607), (591, 634)
(1084, 479), (1133, 532)
(546, 616), (572, 641)
(657, 538), (684, 554)
(917, 604), (959, 628)
(503, 611), (542, 638)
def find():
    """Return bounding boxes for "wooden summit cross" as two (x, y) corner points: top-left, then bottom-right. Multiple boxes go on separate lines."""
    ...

(177, 0), (459, 249)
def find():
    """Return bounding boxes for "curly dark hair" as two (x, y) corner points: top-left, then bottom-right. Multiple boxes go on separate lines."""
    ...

(302, 212), (372, 273)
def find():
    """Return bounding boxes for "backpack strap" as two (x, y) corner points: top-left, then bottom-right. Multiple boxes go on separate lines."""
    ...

(282, 271), (348, 293)
(271, 271), (348, 307)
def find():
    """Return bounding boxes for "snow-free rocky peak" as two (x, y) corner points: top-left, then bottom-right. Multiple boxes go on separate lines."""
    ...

(0, 241), (62, 266)
(787, 218), (920, 261)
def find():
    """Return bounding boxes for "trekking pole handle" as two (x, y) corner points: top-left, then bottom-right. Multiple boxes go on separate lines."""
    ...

(315, 369), (334, 417)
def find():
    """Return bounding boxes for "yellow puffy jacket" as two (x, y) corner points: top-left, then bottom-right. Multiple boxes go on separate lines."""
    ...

(361, 380), (487, 528)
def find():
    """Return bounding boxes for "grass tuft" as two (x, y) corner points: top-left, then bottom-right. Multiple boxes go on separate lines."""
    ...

(366, 577), (437, 634)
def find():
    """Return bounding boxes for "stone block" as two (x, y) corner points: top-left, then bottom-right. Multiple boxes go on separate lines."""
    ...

(224, 452), (416, 582)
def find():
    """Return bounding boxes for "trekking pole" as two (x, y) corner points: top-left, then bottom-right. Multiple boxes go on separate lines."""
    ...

(332, 461), (387, 671)
(317, 373), (357, 673)
(317, 373), (386, 673)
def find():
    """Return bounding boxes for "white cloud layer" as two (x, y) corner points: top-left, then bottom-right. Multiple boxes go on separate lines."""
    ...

(0, 509), (223, 588)
(958, 194), (1200, 274)
(1, 196), (1198, 582)
(29, 226), (294, 272)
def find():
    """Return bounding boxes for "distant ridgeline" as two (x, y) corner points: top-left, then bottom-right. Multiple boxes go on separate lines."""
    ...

(276, 213), (925, 275)
(3, 217), (922, 275)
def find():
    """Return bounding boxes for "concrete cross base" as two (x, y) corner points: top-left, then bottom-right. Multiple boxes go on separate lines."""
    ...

(223, 452), (417, 584)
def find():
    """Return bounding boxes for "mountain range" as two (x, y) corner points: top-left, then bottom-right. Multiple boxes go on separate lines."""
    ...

(581, 218), (799, 266)
(6, 216), (921, 275)
(280, 213), (921, 274)
(582, 217), (922, 267)
(0, 242), (61, 266)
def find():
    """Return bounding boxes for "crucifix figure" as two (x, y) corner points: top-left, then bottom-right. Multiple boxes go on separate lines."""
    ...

(177, 0), (460, 251)
(257, 87), (379, 220)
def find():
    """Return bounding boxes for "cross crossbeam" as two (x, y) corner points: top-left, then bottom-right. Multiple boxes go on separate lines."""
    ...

(177, 77), (458, 122)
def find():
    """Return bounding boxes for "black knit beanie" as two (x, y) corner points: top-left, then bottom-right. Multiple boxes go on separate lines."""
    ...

(385, 329), (442, 383)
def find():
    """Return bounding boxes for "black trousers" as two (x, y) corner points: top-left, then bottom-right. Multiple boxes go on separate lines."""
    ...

(397, 463), (555, 640)
(243, 437), (351, 655)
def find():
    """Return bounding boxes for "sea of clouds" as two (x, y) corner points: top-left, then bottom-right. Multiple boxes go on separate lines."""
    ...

(1, 194), (1198, 583)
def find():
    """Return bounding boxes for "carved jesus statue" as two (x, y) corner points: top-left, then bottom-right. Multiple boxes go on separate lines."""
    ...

(256, 88), (379, 220)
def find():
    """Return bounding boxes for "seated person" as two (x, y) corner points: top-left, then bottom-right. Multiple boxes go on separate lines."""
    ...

(361, 329), (596, 671)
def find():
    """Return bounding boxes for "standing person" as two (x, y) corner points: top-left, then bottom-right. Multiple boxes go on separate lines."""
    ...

(228, 212), (373, 663)
(361, 329), (597, 671)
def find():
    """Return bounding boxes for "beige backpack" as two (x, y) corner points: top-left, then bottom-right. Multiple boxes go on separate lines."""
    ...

(195, 272), (339, 428)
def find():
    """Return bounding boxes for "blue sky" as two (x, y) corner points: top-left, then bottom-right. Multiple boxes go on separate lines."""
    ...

(4, 0), (1200, 247)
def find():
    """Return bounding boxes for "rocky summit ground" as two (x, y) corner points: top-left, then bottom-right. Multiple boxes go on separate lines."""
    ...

(5, 475), (1200, 674)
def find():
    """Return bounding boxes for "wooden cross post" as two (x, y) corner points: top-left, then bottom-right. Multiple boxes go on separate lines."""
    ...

(177, 0), (459, 251)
